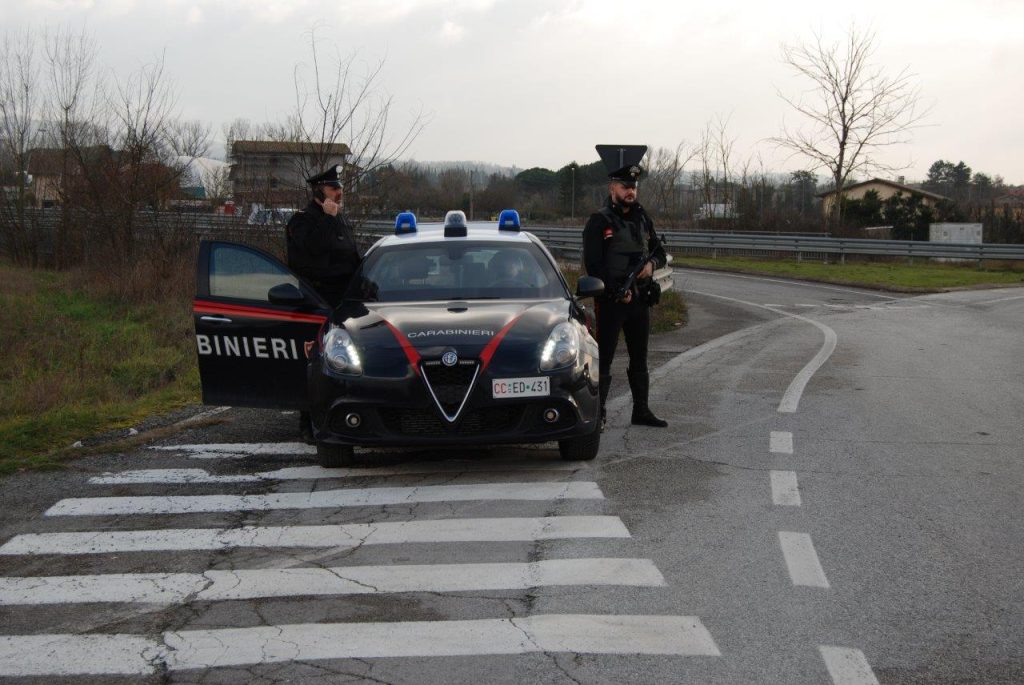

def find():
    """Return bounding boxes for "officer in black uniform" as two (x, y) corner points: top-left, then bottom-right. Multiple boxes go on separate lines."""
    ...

(582, 144), (668, 429)
(286, 164), (362, 442)
(286, 164), (361, 309)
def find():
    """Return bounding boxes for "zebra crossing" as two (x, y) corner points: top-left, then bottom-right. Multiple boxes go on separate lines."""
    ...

(0, 441), (720, 678)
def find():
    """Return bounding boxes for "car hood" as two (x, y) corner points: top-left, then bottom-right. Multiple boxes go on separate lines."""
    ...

(331, 299), (575, 376)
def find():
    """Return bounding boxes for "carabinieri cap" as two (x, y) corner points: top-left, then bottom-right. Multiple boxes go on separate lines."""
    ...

(596, 144), (648, 187)
(306, 164), (344, 188)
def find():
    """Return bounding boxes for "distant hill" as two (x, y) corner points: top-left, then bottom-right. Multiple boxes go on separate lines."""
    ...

(402, 160), (517, 177)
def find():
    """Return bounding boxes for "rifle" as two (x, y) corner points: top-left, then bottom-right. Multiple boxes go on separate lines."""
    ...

(615, 252), (656, 302)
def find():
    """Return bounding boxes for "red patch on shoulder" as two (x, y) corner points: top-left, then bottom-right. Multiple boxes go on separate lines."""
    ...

(603, 227), (613, 239)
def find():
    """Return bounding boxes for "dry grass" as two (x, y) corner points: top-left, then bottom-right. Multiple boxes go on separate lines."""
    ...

(0, 256), (200, 473)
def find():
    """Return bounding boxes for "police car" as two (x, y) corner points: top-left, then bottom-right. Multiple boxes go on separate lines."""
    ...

(194, 210), (604, 467)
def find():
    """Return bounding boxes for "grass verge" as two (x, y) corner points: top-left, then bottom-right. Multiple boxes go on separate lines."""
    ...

(674, 255), (1024, 291)
(0, 264), (199, 474)
(560, 263), (688, 333)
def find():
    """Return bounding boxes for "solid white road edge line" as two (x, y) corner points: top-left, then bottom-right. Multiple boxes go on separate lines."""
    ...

(778, 532), (830, 588)
(770, 471), (801, 506)
(0, 516), (630, 555)
(819, 646), (880, 685)
(44, 481), (604, 516)
(0, 558), (666, 605)
(0, 615), (721, 675)
(685, 290), (838, 414)
(770, 431), (794, 454)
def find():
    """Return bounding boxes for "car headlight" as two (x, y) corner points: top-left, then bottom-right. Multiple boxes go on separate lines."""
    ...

(540, 322), (580, 371)
(322, 325), (362, 375)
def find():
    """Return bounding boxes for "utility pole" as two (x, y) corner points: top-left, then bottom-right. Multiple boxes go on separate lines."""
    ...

(469, 169), (474, 221)
(571, 164), (576, 220)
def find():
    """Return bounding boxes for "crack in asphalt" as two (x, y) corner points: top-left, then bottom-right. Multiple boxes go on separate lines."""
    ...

(508, 616), (583, 685)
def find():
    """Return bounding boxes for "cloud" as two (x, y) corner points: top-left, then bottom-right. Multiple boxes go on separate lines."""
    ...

(438, 20), (465, 43)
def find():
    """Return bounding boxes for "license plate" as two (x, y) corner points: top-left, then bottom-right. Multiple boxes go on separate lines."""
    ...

(492, 377), (550, 399)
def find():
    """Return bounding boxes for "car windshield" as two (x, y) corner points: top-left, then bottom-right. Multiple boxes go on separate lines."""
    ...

(348, 241), (566, 302)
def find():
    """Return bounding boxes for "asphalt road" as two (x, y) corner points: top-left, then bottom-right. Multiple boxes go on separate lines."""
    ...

(0, 270), (1021, 684)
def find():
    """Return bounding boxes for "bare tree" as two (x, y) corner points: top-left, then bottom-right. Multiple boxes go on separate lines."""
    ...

(644, 142), (696, 226)
(285, 28), (428, 200)
(693, 115), (736, 223)
(0, 28), (46, 265)
(773, 26), (927, 223)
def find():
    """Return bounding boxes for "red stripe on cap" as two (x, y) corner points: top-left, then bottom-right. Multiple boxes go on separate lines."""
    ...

(479, 314), (524, 373)
(194, 299), (327, 324)
(381, 319), (422, 377)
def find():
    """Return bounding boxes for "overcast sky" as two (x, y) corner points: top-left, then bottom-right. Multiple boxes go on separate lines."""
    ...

(4, 0), (1022, 183)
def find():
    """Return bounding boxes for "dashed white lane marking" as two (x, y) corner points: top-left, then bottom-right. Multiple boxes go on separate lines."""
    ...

(819, 646), (880, 685)
(778, 532), (830, 588)
(0, 516), (630, 555)
(770, 431), (794, 454)
(0, 615), (721, 675)
(0, 558), (665, 605)
(770, 471), (802, 506)
(90, 462), (575, 484)
(45, 481), (603, 516)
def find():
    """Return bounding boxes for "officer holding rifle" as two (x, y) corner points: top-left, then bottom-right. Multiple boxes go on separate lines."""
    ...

(582, 144), (668, 430)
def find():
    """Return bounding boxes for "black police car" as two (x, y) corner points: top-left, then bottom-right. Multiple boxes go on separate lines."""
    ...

(194, 210), (605, 467)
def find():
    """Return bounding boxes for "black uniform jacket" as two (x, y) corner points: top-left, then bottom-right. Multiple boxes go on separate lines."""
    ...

(286, 200), (361, 306)
(582, 198), (666, 296)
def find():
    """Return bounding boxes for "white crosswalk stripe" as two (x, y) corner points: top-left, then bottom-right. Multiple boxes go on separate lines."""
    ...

(0, 516), (630, 555)
(0, 615), (720, 676)
(90, 461), (575, 484)
(45, 481), (604, 516)
(0, 558), (666, 605)
(0, 440), (720, 678)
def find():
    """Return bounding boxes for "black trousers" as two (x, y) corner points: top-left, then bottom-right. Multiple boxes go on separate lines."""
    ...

(595, 297), (650, 376)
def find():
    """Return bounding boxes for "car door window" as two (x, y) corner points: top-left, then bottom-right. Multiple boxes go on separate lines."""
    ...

(209, 243), (298, 302)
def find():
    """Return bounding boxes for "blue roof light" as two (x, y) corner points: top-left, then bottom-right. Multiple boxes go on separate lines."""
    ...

(497, 209), (521, 232)
(394, 211), (417, 235)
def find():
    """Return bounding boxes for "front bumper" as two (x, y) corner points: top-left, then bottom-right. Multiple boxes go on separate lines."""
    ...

(309, 359), (599, 447)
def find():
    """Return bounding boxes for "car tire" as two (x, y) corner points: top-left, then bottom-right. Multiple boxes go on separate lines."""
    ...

(558, 426), (601, 461)
(317, 442), (356, 468)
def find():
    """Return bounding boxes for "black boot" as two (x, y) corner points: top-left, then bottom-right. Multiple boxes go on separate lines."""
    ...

(299, 410), (314, 444)
(628, 370), (668, 427)
(598, 374), (612, 432)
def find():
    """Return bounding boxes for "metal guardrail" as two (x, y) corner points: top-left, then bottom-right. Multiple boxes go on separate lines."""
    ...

(354, 222), (676, 293)
(474, 226), (1024, 263)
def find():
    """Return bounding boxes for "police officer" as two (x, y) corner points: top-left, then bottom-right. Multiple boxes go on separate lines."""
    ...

(286, 164), (362, 442)
(582, 144), (668, 429)
(286, 164), (361, 309)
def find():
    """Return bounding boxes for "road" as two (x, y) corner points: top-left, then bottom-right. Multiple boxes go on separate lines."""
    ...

(0, 270), (1021, 683)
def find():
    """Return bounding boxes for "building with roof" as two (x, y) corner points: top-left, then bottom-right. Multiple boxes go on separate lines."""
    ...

(228, 140), (352, 209)
(816, 178), (948, 218)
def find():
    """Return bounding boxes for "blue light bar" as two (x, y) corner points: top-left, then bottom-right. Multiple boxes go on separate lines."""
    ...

(394, 211), (417, 235)
(444, 210), (468, 237)
(497, 209), (521, 232)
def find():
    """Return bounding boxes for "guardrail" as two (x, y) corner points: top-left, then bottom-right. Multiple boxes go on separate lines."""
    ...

(477, 226), (1024, 264)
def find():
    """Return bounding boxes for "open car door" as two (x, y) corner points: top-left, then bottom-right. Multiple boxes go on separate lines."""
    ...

(194, 240), (330, 409)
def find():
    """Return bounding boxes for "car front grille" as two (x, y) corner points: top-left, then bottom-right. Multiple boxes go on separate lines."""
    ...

(421, 359), (478, 419)
(378, 405), (526, 437)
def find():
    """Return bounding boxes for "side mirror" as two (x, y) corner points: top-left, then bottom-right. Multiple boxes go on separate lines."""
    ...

(575, 275), (605, 298)
(268, 283), (306, 305)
